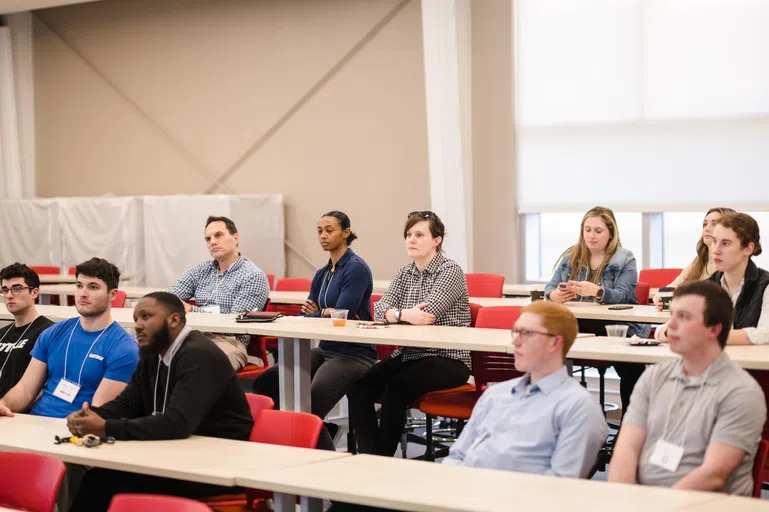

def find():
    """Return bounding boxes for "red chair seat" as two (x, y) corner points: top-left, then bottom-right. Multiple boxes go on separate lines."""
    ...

(237, 363), (269, 379)
(419, 388), (482, 420)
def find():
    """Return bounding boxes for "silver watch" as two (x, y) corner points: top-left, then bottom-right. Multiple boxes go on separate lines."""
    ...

(393, 309), (402, 323)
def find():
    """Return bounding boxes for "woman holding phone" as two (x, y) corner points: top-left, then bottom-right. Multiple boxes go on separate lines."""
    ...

(544, 206), (650, 413)
(251, 211), (376, 450)
(652, 207), (735, 310)
(347, 210), (471, 457)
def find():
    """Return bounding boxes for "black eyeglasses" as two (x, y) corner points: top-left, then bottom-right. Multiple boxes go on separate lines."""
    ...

(408, 211), (436, 219)
(0, 285), (32, 296)
(511, 327), (557, 343)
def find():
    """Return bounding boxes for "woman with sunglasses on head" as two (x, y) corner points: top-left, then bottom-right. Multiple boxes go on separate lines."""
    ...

(652, 207), (735, 310)
(544, 206), (650, 414)
(656, 212), (769, 345)
(347, 210), (471, 457)
(251, 211), (376, 450)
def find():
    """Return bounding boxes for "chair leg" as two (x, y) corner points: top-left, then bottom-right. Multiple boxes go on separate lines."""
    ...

(580, 366), (587, 388)
(597, 366), (607, 418)
(425, 414), (435, 462)
(347, 430), (357, 454)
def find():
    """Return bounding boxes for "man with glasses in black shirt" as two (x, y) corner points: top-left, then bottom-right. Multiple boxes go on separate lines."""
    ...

(0, 263), (54, 397)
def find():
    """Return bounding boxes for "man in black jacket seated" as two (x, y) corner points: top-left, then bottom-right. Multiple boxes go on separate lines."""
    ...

(67, 292), (254, 511)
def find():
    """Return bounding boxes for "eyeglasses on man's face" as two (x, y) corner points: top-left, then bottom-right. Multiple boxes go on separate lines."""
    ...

(511, 327), (557, 343)
(0, 284), (32, 296)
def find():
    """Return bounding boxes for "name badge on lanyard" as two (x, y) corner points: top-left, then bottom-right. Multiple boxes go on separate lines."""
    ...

(649, 440), (684, 472)
(53, 379), (81, 404)
(55, 320), (113, 404)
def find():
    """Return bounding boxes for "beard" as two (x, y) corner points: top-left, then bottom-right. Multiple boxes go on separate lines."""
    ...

(139, 322), (174, 359)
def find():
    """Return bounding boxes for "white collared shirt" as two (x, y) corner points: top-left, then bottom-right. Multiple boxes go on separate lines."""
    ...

(719, 275), (769, 345)
(160, 325), (193, 366)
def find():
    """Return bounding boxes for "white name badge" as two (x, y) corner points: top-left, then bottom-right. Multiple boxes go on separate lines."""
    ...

(649, 439), (684, 472)
(200, 304), (221, 314)
(53, 379), (81, 404)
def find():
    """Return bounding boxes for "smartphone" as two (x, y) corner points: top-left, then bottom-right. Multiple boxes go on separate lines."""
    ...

(558, 283), (568, 290)
(608, 305), (633, 310)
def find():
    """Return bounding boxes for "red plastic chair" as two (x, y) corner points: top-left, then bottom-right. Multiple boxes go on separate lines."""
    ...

(245, 393), (275, 423)
(418, 306), (524, 460)
(636, 282), (651, 305)
(638, 268), (683, 289)
(265, 274), (275, 290)
(111, 290), (127, 308)
(753, 439), (769, 498)
(465, 273), (504, 298)
(30, 266), (60, 275)
(238, 299), (273, 380)
(0, 451), (66, 512)
(469, 302), (482, 327)
(68, 266), (76, 274)
(203, 410), (323, 511)
(109, 494), (213, 512)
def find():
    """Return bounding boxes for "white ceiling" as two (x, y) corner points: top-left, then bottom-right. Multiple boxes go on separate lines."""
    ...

(1, 0), (101, 15)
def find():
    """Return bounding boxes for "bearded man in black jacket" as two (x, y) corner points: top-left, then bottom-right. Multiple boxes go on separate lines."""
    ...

(67, 292), (254, 511)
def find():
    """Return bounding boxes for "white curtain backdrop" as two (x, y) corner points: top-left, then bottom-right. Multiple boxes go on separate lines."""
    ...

(58, 197), (144, 283)
(0, 13), (34, 200)
(0, 199), (60, 266)
(142, 194), (285, 287)
(0, 194), (285, 287)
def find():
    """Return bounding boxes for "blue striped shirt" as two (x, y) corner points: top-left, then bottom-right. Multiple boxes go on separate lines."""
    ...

(168, 255), (270, 345)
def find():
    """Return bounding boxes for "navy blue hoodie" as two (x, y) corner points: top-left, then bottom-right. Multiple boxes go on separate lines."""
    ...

(306, 248), (376, 359)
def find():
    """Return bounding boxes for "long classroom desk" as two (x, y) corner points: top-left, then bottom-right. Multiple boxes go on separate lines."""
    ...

(0, 413), (347, 511)
(570, 336), (769, 371)
(240, 453), (732, 512)
(0, 415), (742, 512)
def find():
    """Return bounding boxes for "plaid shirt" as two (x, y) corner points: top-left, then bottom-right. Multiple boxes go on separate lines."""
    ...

(374, 253), (471, 368)
(168, 255), (270, 346)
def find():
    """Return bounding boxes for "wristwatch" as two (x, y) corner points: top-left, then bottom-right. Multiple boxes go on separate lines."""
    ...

(393, 309), (402, 323)
(595, 287), (605, 301)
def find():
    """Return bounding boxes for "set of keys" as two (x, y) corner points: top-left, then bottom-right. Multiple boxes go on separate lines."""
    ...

(54, 434), (115, 448)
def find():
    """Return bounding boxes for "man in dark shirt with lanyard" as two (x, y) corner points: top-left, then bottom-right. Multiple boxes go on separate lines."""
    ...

(0, 263), (54, 397)
(66, 292), (253, 511)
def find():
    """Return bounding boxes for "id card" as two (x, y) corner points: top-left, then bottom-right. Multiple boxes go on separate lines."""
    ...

(53, 379), (81, 404)
(200, 304), (221, 314)
(649, 439), (684, 472)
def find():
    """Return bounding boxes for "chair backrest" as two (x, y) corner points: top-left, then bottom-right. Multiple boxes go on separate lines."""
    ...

(245, 393), (275, 423)
(108, 494), (213, 512)
(465, 273), (505, 298)
(249, 409), (323, 448)
(111, 290), (127, 308)
(753, 439), (769, 497)
(266, 273), (275, 290)
(638, 268), (683, 289)
(370, 294), (382, 316)
(274, 278), (312, 292)
(0, 451), (66, 512)
(30, 266), (60, 275)
(369, 294), (397, 359)
(635, 282), (651, 305)
(470, 352), (522, 395)
(475, 305), (524, 330)
(472, 306), (525, 394)
(469, 303), (483, 327)
(68, 266), (76, 275)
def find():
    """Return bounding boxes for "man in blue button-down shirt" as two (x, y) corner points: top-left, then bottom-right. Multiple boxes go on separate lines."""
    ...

(444, 301), (608, 477)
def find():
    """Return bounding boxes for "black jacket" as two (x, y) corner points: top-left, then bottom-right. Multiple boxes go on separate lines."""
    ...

(709, 259), (769, 329)
(93, 330), (253, 441)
